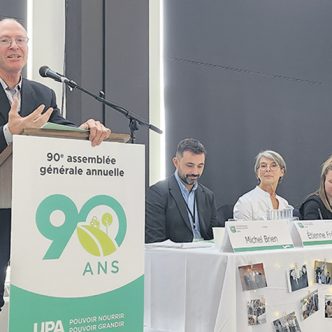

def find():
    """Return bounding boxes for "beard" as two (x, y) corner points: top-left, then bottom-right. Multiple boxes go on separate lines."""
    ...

(179, 173), (200, 186)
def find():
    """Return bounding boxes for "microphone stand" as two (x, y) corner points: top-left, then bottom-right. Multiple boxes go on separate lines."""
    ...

(64, 79), (162, 144)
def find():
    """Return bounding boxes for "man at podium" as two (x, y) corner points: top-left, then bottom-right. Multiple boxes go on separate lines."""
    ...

(0, 17), (111, 311)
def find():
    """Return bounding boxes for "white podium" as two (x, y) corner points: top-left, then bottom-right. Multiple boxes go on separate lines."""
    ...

(1, 131), (144, 332)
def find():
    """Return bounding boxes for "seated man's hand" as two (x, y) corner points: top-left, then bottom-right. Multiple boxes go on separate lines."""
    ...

(8, 97), (53, 135)
(79, 119), (111, 146)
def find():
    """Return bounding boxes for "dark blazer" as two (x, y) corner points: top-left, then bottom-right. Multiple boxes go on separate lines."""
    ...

(300, 194), (332, 220)
(145, 174), (218, 243)
(0, 78), (74, 153)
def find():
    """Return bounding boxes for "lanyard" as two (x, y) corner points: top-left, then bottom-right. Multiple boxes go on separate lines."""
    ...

(183, 194), (197, 230)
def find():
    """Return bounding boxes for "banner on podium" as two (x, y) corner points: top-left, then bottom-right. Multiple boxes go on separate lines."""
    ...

(9, 135), (145, 332)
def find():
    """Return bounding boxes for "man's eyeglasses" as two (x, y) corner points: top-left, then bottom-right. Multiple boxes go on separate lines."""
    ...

(0, 37), (29, 47)
(258, 162), (280, 171)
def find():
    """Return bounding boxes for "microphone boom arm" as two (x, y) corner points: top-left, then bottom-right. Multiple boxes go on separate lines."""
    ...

(64, 79), (162, 143)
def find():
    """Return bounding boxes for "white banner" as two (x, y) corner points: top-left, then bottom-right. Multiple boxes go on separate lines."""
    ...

(9, 135), (145, 332)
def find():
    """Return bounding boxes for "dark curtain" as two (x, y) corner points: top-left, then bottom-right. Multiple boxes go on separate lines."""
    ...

(164, 0), (332, 208)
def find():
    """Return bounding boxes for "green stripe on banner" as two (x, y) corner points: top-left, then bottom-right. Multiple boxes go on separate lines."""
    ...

(9, 276), (144, 332)
(303, 240), (332, 246)
(233, 244), (294, 252)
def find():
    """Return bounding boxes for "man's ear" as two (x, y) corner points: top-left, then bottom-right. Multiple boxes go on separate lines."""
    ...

(172, 156), (178, 168)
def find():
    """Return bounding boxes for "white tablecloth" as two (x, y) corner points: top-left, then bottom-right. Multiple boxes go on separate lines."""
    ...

(144, 244), (332, 332)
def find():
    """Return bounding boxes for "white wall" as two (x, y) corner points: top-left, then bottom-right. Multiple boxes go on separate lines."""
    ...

(149, 0), (165, 185)
(27, 0), (66, 115)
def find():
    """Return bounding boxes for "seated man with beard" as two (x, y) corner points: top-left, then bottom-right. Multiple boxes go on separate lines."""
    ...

(145, 138), (218, 243)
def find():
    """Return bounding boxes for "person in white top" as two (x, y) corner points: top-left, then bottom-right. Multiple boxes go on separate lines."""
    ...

(233, 150), (290, 220)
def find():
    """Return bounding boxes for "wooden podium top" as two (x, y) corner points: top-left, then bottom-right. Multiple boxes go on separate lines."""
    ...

(22, 128), (130, 143)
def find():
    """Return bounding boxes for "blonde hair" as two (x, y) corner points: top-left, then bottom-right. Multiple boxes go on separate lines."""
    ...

(318, 156), (332, 212)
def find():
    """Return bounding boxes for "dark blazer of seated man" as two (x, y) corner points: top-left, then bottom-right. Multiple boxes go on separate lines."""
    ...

(145, 138), (218, 243)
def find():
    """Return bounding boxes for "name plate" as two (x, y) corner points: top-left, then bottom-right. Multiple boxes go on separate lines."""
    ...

(225, 220), (294, 252)
(295, 220), (332, 246)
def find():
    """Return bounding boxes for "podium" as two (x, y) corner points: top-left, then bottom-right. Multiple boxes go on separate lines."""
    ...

(1, 131), (144, 332)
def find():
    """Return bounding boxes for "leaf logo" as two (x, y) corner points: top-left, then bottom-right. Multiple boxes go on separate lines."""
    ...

(36, 194), (127, 260)
(77, 214), (117, 256)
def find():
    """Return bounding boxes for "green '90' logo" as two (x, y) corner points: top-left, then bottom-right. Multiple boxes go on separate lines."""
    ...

(35, 194), (127, 260)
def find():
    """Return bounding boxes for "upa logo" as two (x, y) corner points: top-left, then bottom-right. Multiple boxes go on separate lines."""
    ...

(33, 320), (64, 332)
(36, 194), (127, 259)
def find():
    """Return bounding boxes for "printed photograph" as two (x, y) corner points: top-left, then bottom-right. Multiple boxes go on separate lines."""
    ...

(247, 297), (266, 326)
(238, 263), (267, 291)
(301, 289), (319, 320)
(325, 295), (332, 318)
(287, 264), (309, 292)
(314, 260), (332, 285)
(273, 312), (301, 332)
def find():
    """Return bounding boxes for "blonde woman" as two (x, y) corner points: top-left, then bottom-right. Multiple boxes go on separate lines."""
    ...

(300, 156), (332, 220)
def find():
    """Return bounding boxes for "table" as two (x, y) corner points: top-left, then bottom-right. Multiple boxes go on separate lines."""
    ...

(144, 243), (332, 332)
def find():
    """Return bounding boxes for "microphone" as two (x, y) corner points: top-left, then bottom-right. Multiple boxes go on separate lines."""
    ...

(39, 66), (78, 88)
(39, 66), (66, 82)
